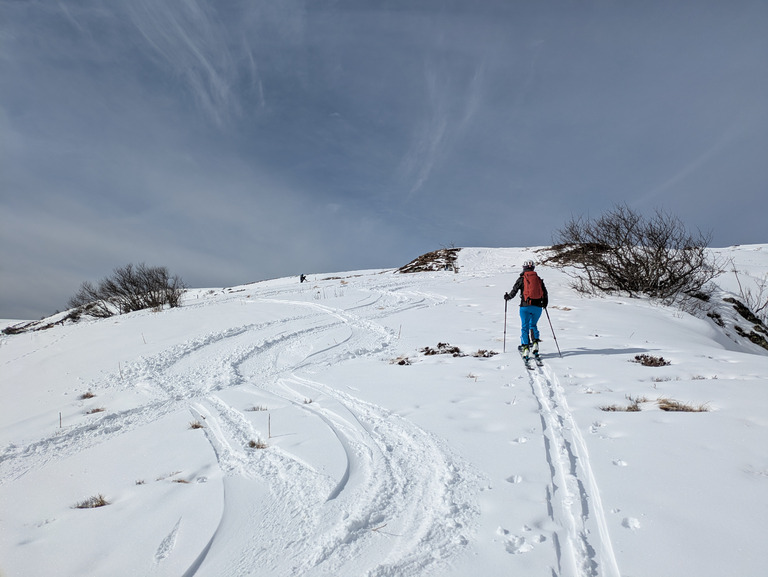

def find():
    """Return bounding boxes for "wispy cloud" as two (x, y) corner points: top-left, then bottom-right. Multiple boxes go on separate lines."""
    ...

(126, 0), (239, 126)
(1, 1), (766, 319)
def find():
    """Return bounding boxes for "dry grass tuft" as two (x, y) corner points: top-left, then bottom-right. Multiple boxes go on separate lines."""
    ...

(600, 395), (650, 412)
(189, 420), (205, 429)
(248, 439), (269, 449)
(601, 395), (709, 413)
(74, 494), (109, 509)
(657, 398), (710, 412)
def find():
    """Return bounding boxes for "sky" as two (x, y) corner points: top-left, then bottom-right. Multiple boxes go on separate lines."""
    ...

(2, 0), (767, 320)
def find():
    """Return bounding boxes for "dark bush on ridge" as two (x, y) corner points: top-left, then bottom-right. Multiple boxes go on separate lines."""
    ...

(545, 204), (722, 302)
(68, 263), (185, 318)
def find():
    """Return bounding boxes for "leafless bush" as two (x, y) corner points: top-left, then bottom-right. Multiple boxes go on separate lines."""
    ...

(732, 267), (768, 325)
(68, 263), (185, 318)
(545, 205), (722, 302)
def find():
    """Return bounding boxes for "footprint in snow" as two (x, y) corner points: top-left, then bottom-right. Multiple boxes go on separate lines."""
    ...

(155, 518), (181, 562)
(622, 517), (641, 530)
(590, 421), (606, 434)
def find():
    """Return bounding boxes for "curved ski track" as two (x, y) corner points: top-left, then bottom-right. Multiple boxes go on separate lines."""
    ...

(0, 276), (479, 577)
(528, 365), (620, 577)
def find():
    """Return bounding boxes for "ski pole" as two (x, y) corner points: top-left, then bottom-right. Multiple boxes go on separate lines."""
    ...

(503, 299), (508, 353)
(544, 308), (562, 358)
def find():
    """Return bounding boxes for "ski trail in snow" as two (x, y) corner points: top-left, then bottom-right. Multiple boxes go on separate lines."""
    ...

(528, 365), (620, 577)
(2, 272), (481, 576)
(184, 288), (480, 576)
(155, 517), (182, 562)
(280, 375), (480, 577)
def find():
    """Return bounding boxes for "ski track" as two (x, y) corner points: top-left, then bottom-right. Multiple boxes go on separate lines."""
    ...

(0, 274), (481, 576)
(528, 364), (620, 577)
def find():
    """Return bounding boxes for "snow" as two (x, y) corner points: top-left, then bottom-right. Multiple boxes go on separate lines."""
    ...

(1, 246), (766, 577)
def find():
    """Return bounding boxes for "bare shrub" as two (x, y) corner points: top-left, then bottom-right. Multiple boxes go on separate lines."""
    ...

(732, 267), (768, 325)
(248, 439), (269, 449)
(68, 263), (185, 318)
(545, 205), (722, 302)
(189, 420), (205, 429)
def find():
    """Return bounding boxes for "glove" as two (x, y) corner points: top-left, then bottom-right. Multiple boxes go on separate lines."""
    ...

(504, 292), (512, 301)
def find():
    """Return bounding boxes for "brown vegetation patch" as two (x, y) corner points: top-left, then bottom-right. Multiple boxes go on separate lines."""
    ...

(420, 342), (465, 357)
(74, 494), (109, 509)
(632, 354), (670, 367)
(397, 248), (461, 274)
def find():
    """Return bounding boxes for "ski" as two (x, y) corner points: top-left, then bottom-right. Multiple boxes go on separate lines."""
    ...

(518, 345), (543, 369)
(518, 347), (535, 370)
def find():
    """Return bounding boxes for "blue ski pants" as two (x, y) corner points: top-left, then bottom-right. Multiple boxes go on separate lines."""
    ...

(519, 305), (543, 345)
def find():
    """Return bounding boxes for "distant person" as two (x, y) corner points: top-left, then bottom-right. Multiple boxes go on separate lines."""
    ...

(504, 260), (548, 360)
(300, 274), (306, 283)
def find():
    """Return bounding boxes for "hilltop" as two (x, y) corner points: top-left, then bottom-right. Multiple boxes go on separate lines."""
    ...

(1, 246), (766, 577)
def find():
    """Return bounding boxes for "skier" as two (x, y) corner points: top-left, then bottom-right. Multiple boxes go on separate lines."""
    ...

(504, 260), (548, 361)
(300, 274), (307, 283)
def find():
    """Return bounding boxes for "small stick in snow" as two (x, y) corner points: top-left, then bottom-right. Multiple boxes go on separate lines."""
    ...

(370, 523), (388, 532)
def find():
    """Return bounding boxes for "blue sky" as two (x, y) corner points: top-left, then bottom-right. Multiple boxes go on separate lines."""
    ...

(2, 0), (767, 319)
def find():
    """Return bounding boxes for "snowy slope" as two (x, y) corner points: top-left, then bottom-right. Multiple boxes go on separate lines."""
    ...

(1, 246), (766, 577)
